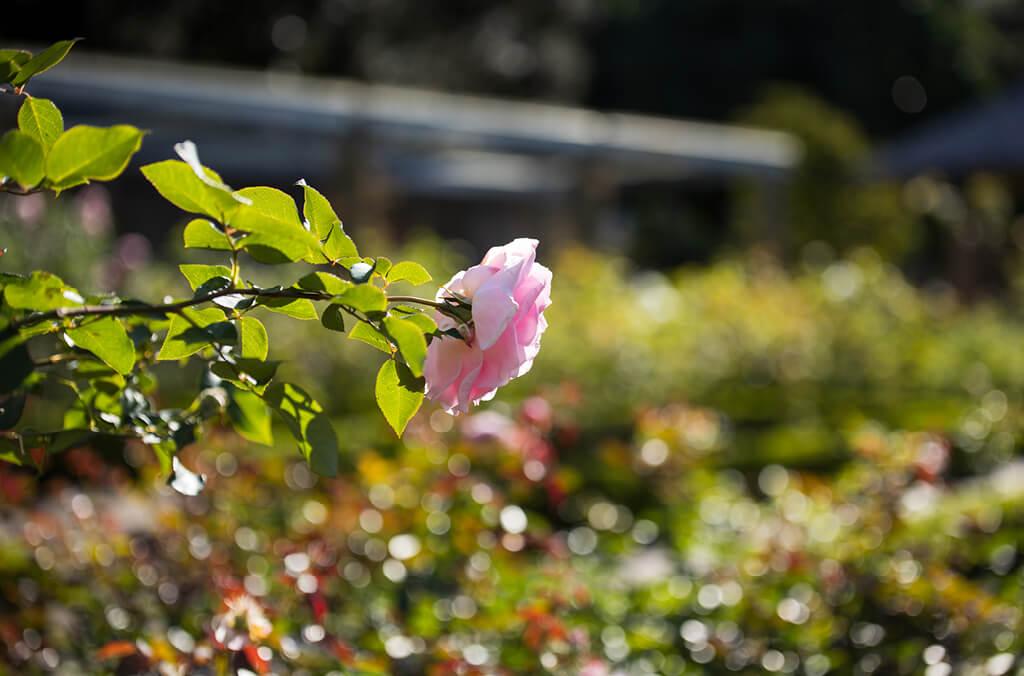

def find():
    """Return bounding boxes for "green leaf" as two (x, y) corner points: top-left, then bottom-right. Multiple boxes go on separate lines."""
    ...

(375, 359), (424, 436)
(179, 264), (232, 291)
(11, 39), (80, 87)
(0, 130), (44, 189)
(183, 219), (232, 250)
(66, 317), (135, 375)
(231, 187), (317, 241)
(383, 316), (427, 377)
(0, 341), (32, 395)
(299, 180), (340, 240)
(17, 98), (63, 155)
(264, 382), (339, 477)
(349, 321), (392, 354)
(0, 50), (32, 83)
(387, 261), (432, 286)
(323, 223), (359, 261)
(157, 307), (233, 360)
(0, 439), (27, 466)
(46, 125), (145, 188)
(228, 388), (273, 446)
(240, 230), (316, 264)
(0, 394), (26, 430)
(258, 296), (318, 320)
(231, 187), (321, 263)
(297, 271), (351, 296)
(297, 179), (358, 261)
(398, 311), (438, 335)
(3, 271), (80, 310)
(320, 304), (346, 332)
(141, 160), (246, 222)
(237, 316), (268, 360)
(212, 359), (279, 395)
(374, 257), (393, 278)
(337, 284), (387, 313)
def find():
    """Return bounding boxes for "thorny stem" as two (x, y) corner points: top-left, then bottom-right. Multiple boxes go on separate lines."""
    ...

(386, 295), (446, 310)
(5, 287), (450, 334)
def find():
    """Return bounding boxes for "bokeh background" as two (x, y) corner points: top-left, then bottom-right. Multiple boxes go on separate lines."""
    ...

(4, 1), (1024, 674)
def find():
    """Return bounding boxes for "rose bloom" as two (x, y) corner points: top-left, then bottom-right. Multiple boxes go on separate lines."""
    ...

(424, 238), (552, 414)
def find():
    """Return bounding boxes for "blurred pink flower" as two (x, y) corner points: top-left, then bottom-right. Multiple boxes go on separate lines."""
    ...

(580, 659), (611, 676)
(75, 185), (113, 237)
(424, 238), (552, 414)
(14, 192), (46, 226)
(462, 410), (518, 444)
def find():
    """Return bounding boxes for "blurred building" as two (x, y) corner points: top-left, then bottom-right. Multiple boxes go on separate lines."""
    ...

(30, 52), (799, 256)
(875, 81), (1024, 179)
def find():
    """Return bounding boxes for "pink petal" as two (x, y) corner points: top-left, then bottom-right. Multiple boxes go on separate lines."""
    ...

(471, 266), (521, 350)
(424, 336), (473, 397)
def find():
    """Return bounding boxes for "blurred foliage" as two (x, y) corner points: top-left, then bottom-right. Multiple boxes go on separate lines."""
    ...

(733, 87), (919, 261)
(4, 193), (1024, 673)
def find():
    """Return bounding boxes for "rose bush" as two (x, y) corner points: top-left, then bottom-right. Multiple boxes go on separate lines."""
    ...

(424, 238), (552, 414)
(0, 42), (553, 476)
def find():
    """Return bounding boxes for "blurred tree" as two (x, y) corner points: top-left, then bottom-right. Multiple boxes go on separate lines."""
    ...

(3, 0), (1021, 138)
(589, 0), (1022, 137)
(731, 87), (919, 261)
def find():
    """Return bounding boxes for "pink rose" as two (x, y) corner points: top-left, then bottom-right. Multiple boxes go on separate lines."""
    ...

(424, 238), (552, 414)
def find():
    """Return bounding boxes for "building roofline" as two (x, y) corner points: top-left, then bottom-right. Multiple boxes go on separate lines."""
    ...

(30, 51), (799, 183)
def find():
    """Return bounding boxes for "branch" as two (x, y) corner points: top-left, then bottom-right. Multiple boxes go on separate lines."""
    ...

(0, 184), (45, 197)
(387, 295), (445, 310)
(6, 287), (451, 334)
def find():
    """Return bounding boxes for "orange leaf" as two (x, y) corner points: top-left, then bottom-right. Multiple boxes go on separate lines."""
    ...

(96, 641), (138, 660)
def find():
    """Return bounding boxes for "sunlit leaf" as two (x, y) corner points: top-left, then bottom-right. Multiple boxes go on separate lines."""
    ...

(298, 180), (340, 240)
(141, 160), (246, 223)
(0, 130), (44, 189)
(386, 261), (432, 286)
(323, 222), (359, 261)
(375, 359), (424, 436)
(47, 125), (145, 190)
(373, 257), (392, 279)
(396, 311), (437, 335)
(183, 218), (232, 250)
(228, 387), (273, 446)
(383, 316), (427, 377)
(297, 271), (351, 296)
(157, 307), (233, 360)
(17, 98), (63, 155)
(237, 316), (268, 360)
(3, 271), (80, 310)
(179, 264), (233, 291)
(264, 382), (339, 477)
(66, 317), (135, 375)
(349, 321), (392, 354)
(258, 296), (318, 320)
(337, 284), (386, 314)
(10, 39), (80, 86)
(0, 50), (31, 83)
